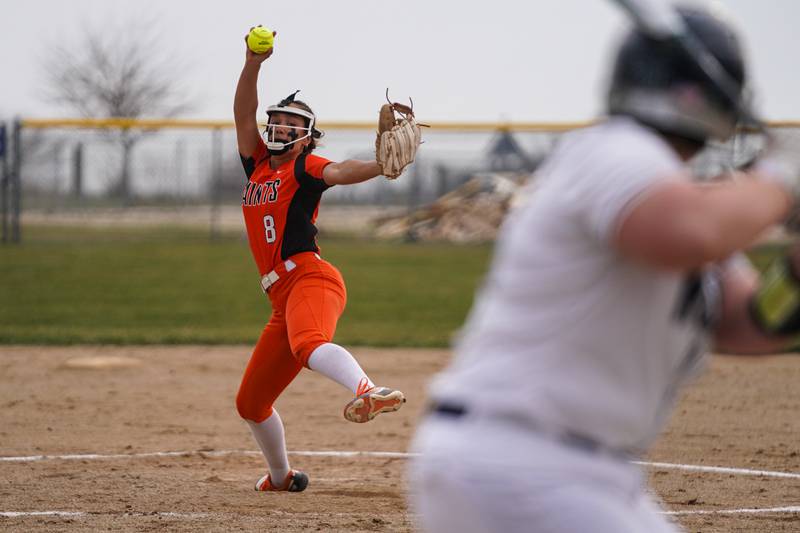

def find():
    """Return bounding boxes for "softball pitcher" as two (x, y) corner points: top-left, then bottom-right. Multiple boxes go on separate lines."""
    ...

(409, 5), (800, 532)
(233, 28), (421, 493)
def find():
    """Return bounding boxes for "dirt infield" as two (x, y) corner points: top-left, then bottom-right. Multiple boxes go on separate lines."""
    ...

(1, 346), (799, 532)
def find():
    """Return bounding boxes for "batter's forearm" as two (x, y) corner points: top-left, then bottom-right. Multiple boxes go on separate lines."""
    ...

(618, 178), (791, 271)
(694, 179), (791, 259)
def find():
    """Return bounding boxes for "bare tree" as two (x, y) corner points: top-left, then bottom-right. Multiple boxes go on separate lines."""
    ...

(41, 20), (193, 202)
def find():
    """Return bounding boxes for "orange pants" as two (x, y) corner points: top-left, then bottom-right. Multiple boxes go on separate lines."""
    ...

(236, 252), (347, 423)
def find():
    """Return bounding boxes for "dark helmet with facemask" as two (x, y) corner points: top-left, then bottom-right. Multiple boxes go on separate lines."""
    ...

(607, 5), (747, 144)
(264, 90), (324, 155)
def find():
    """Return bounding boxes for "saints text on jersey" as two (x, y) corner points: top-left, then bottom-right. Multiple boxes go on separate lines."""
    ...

(242, 180), (280, 206)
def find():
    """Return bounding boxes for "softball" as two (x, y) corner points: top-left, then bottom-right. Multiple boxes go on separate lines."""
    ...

(247, 26), (274, 54)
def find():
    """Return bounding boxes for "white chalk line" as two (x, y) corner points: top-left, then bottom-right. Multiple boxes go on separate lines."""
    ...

(2, 449), (799, 480)
(0, 510), (362, 520)
(4, 450), (798, 521)
(0, 511), (210, 519)
(5, 506), (800, 520)
(665, 506), (800, 516)
(632, 460), (800, 480)
(0, 449), (413, 462)
(1, 511), (85, 518)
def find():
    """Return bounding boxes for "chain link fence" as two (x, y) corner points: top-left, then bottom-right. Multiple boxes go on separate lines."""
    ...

(2, 119), (799, 243)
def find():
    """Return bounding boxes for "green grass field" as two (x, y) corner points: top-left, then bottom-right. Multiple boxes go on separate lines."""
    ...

(1, 224), (786, 347)
(0, 226), (493, 346)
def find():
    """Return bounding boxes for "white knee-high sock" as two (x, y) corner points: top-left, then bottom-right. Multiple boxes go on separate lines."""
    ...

(247, 410), (290, 483)
(307, 342), (374, 394)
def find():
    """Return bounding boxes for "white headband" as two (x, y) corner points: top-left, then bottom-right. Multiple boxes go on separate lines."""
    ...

(266, 105), (315, 125)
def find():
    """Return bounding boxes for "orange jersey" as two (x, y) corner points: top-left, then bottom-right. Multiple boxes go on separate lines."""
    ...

(240, 141), (333, 276)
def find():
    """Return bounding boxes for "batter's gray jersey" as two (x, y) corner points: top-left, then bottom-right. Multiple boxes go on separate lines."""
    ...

(430, 117), (721, 453)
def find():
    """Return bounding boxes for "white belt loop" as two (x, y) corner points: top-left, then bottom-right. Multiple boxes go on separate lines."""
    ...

(260, 258), (304, 293)
(260, 270), (280, 293)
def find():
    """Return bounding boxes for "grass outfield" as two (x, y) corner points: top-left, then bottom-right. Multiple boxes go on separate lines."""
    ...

(1, 225), (785, 347)
(0, 226), (493, 346)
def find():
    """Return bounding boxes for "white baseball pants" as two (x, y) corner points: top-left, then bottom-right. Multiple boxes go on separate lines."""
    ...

(408, 415), (681, 533)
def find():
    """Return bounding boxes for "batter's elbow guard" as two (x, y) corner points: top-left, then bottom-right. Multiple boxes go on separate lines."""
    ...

(750, 254), (800, 336)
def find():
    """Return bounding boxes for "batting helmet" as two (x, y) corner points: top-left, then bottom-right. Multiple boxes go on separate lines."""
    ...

(607, 5), (747, 143)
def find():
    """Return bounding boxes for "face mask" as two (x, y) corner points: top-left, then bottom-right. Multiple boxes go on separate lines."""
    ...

(263, 105), (316, 155)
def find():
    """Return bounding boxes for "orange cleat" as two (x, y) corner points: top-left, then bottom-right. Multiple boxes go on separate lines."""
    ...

(343, 378), (406, 423)
(254, 470), (309, 492)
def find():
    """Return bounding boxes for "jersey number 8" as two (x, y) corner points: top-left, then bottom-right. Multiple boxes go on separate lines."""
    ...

(263, 215), (276, 243)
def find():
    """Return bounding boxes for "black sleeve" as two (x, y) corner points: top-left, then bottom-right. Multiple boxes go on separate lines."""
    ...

(240, 154), (257, 180)
(240, 146), (269, 180)
(294, 154), (332, 192)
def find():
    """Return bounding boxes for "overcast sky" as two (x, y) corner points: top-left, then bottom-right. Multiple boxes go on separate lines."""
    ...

(2, 0), (798, 124)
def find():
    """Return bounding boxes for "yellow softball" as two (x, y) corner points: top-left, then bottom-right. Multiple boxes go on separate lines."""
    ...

(247, 26), (274, 54)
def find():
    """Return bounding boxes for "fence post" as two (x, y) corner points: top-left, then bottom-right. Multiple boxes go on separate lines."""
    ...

(209, 127), (222, 241)
(11, 119), (21, 243)
(1, 122), (7, 243)
(72, 142), (83, 199)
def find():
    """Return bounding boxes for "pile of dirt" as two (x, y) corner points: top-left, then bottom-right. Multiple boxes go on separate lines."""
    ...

(373, 172), (530, 243)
